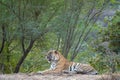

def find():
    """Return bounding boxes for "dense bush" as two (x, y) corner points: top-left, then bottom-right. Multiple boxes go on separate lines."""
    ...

(89, 11), (120, 73)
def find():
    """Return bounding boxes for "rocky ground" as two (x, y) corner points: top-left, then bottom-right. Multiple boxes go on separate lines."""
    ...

(0, 73), (102, 80)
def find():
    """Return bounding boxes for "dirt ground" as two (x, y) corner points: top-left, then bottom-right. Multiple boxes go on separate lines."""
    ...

(0, 73), (102, 80)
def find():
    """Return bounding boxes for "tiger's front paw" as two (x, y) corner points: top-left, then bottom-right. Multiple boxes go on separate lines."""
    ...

(28, 72), (36, 76)
(28, 71), (44, 76)
(36, 71), (44, 75)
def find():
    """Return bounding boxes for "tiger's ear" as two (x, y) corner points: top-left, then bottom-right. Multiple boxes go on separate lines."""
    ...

(54, 50), (58, 54)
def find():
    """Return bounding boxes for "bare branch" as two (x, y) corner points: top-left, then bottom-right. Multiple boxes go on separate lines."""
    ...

(70, 0), (110, 60)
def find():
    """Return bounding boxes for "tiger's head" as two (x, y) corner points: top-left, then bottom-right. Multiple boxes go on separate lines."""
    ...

(45, 50), (60, 63)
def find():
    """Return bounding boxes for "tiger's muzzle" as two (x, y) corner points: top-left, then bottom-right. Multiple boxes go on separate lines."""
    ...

(46, 54), (52, 62)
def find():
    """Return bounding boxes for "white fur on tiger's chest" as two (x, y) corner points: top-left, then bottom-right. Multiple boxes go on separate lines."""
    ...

(50, 62), (56, 70)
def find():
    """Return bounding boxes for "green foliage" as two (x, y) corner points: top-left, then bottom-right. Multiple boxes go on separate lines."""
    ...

(0, 0), (60, 73)
(20, 49), (49, 73)
(89, 54), (109, 74)
(108, 11), (120, 53)
(0, 0), (119, 74)
(89, 11), (120, 73)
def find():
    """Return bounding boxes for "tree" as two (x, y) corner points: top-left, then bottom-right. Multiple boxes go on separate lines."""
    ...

(108, 11), (120, 53)
(0, 0), (61, 73)
(53, 0), (110, 60)
(105, 11), (120, 73)
(90, 11), (120, 73)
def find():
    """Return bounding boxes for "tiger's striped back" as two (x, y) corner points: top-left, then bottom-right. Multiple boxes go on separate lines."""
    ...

(67, 62), (98, 75)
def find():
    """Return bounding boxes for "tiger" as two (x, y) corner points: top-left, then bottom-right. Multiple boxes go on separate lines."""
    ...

(36, 50), (98, 75)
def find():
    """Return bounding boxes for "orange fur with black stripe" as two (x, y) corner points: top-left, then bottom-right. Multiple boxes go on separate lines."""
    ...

(37, 50), (98, 75)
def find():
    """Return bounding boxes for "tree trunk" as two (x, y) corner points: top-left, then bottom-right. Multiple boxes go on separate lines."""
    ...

(14, 54), (27, 73)
(0, 24), (6, 54)
(14, 39), (35, 73)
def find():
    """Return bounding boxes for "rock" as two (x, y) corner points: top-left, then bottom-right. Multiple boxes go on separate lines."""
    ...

(0, 73), (100, 80)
